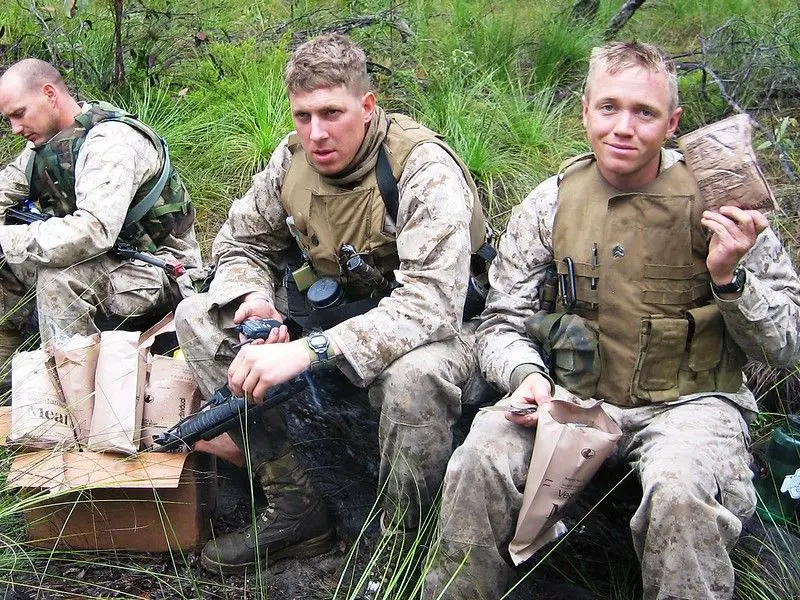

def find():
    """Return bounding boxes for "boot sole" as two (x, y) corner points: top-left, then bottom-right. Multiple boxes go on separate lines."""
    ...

(200, 528), (336, 575)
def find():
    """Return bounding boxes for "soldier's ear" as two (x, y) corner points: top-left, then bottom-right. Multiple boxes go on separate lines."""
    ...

(41, 83), (58, 106)
(666, 106), (683, 139)
(361, 91), (376, 124)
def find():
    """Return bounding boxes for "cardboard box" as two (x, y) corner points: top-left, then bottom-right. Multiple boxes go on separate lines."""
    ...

(1, 408), (217, 552)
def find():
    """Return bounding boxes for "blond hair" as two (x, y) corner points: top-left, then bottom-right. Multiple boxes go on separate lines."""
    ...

(585, 42), (678, 110)
(284, 34), (371, 96)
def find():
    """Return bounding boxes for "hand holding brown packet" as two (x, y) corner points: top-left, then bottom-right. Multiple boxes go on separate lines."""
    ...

(678, 114), (779, 213)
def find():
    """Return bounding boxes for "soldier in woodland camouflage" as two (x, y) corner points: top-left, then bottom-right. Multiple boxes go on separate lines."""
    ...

(0, 59), (201, 380)
(174, 34), (480, 574)
(424, 42), (800, 600)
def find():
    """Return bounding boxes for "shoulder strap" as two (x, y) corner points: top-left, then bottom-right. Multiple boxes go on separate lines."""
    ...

(123, 136), (172, 227)
(376, 144), (399, 223)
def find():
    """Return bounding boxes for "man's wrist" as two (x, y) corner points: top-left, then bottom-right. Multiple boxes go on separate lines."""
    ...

(711, 266), (746, 298)
(301, 331), (339, 366)
(510, 363), (554, 395)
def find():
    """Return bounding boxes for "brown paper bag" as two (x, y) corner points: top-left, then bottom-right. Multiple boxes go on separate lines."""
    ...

(678, 114), (778, 213)
(8, 350), (76, 449)
(88, 330), (144, 454)
(138, 315), (200, 449)
(509, 391), (622, 565)
(52, 333), (100, 446)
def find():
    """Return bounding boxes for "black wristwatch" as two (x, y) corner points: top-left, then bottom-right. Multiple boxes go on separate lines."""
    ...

(711, 266), (746, 295)
(303, 331), (335, 365)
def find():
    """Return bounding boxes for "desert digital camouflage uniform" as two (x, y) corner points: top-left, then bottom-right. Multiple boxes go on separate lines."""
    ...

(0, 109), (201, 351)
(176, 130), (477, 529)
(424, 149), (800, 600)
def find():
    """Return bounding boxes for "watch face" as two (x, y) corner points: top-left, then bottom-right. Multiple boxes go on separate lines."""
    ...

(308, 332), (328, 351)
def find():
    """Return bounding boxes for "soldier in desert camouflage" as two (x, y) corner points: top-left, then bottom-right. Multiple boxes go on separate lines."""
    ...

(0, 59), (201, 385)
(424, 41), (800, 600)
(175, 33), (486, 574)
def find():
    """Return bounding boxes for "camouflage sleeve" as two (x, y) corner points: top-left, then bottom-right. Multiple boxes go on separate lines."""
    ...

(717, 226), (800, 367)
(327, 142), (473, 386)
(206, 135), (295, 309)
(475, 176), (560, 392)
(0, 122), (160, 267)
(0, 149), (31, 219)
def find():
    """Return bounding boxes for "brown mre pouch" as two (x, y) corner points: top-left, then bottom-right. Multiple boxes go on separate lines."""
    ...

(8, 349), (76, 449)
(52, 333), (100, 447)
(509, 390), (622, 565)
(678, 114), (778, 213)
(138, 314), (200, 449)
(88, 330), (144, 455)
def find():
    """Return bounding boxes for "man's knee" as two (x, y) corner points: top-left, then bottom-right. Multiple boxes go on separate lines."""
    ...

(371, 345), (467, 424)
(175, 293), (215, 344)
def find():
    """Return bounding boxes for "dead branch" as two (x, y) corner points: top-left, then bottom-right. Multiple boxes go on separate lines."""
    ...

(291, 11), (415, 46)
(603, 0), (647, 40)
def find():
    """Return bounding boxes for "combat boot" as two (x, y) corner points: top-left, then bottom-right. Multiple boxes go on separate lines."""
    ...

(200, 451), (335, 574)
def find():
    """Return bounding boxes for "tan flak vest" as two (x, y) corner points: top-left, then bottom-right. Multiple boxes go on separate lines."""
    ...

(280, 114), (486, 280)
(552, 155), (746, 406)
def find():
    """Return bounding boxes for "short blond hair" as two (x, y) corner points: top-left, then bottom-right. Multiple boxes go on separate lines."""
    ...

(284, 34), (371, 96)
(585, 42), (678, 110)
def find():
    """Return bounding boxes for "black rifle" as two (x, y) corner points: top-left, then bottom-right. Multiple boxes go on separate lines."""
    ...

(152, 376), (308, 452)
(4, 206), (185, 277)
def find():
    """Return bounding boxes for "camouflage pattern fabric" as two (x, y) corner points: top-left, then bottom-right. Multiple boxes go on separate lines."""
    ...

(176, 128), (478, 529)
(0, 115), (201, 342)
(424, 394), (754, 600)
(425, 149), (800, 600)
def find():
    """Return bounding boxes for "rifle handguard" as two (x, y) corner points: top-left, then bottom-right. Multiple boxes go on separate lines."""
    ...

(151, 376), (308, 452)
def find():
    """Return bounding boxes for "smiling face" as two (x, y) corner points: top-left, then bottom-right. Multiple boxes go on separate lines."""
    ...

(0, 74), (63, 146)
(582, 65), (682, 191)
(289, 84), (376, 175)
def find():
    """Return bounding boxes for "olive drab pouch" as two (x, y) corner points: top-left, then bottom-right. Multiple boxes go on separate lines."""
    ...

(631, 304), (747, 402)
(524, 311), (600, 399)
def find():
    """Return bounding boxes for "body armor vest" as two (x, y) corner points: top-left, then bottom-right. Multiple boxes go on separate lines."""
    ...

(551, 155), (746, 406)
(280, 113), (486, 283)
(26, 101), (194, 252)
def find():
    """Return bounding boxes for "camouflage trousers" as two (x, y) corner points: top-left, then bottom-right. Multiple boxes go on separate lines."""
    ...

(174, 291), (477, 530)
(0, 253), (173, 362)
(423, 395), (756, 600)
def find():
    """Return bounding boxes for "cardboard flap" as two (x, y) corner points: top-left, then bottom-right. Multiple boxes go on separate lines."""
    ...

(8, 450), (190, 491)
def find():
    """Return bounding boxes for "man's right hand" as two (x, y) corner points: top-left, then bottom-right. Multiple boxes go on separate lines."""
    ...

(234, 292), (289, 344)
(505, 372), (552, 428)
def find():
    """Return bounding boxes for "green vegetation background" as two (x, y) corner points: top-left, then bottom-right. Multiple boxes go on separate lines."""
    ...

(0, 0), (798, 598)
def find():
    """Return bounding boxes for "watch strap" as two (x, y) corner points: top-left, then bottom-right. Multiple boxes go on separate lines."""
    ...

(302, 333), (336, 365)
(711, 267), (746, 295)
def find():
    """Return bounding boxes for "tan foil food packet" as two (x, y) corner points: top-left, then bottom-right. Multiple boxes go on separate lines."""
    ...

(8, 350), (76, 449)
(52, 333), (100, 446)
(88, 330), (144, 454)
(509, 391), (622, 565)
(678, 114), (778, 213)
(138, 314), (200, 449)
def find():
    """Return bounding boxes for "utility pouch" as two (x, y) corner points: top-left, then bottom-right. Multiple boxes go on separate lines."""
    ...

(631, 315), (688, 397)
(525, 311), (600, 399)
(685, 304), (746, 392)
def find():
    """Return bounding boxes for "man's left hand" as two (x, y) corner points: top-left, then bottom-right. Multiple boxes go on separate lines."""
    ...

(228, 339), (311, 400)
(701, 206), (768, 285)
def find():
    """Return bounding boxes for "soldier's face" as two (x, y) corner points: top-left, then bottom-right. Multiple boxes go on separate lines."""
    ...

(0, 80), (62, 146)
(290, 85), (376, 175)
(582, 66), (682, 191)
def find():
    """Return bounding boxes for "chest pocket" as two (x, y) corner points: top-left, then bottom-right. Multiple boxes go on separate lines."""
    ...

(296, 187), (395, 277)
